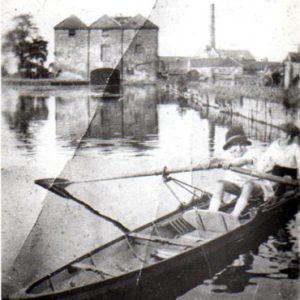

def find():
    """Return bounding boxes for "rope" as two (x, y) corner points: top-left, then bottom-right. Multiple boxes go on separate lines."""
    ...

(163, 181), (185, 206)
(175, 180), (206, 202)
(152, 222), (163, 238)
(125, 238), (146, 263)
(166, 176), (212, 204)
(170, 177), (212, 197)
(163, 176), (212, 207)
(171, 179), (198, 198)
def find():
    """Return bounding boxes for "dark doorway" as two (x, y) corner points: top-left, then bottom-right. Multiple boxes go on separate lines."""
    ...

(90, 68), (120, 86)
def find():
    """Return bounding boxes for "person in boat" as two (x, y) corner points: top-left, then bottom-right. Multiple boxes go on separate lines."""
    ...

(223, 123), (300, 218)
(207, 125), (262, 214)
(233, 123), (300, 209)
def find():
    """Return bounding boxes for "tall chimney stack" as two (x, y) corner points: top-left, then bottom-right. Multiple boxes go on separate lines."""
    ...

(210, 3), (216, 49)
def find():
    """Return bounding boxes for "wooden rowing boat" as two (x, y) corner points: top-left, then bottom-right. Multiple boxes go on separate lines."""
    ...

(10, 175), (299, 300)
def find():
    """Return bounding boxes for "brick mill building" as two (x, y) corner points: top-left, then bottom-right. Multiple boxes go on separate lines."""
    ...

(54, 15), (159, 84)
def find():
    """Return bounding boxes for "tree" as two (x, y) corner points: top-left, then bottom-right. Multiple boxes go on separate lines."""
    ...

(2, 14), (49, 78)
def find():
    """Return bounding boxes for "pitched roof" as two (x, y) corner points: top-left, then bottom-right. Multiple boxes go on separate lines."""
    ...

(190, 58), (241, 68)
(90, 15), (121, 29)
(54, 15), (88, 30)
(90, 14), (158, 29)
(113, 16), (132, 27)
(55, 14), (158, 30)
(218, 49), (255, 61)
(130, 14), (158, 29)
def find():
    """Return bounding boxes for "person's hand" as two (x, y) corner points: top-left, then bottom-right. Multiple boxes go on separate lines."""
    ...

(208, 158), (225, 168)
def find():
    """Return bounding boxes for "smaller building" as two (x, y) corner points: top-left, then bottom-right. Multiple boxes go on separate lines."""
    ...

(216, 49), (256, 62)
(190, 57), (243, 77)
(158, 56), (190, 77)
(239, 61), (281, 75)
(195, 47), (256, 62)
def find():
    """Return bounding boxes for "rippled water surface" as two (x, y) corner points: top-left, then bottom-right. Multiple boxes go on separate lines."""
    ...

(2, 85), (299, 299)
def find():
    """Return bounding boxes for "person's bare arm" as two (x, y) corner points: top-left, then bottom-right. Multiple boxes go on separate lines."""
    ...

(206, 157), (253, 169)
(229, 157), (254, 167)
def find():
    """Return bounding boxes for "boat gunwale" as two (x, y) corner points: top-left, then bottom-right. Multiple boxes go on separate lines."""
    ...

(12, 190), (299, 299)
(16, 228), (246, 299)
(13, 202), (204, 298)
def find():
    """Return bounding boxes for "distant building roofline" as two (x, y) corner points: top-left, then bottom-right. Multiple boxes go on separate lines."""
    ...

(54, 15), (88, 30)
(55, 14), (158, 30)
(217, 49), (256, 61)
(90, 15), (121, 29)
(190, 57), (241, 68)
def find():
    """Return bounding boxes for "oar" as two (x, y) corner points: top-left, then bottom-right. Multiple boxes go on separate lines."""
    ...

(35, 178), (148, 262)
(34, 166), (298, 238)
(35, 161), (300, 188)
(34, 163), (213, 236)
(229, 166), (300, 187)
(35, 178), (130, 233)
(34, 162), (213, 188)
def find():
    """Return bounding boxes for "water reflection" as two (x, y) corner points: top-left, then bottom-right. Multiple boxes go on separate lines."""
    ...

(4, 96), (48, 134)
(2, 96), (49, 151)
(211, 252), (257, 293)
(26, 87), (157, 152)
(1, 85), (299, 299)
(259, 224), (299, 280)
(55, 95), (97, 147)
(117, 213), (298, 300)
(196, 106), (287, 143)
(205, 218), (299, 296)
(80, 85), (158, 151)
(208, 120), (215, 157)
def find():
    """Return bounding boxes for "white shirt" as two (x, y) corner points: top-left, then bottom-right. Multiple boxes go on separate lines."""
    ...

(220, 149), (256, 186)
(256, 140), (300, 179)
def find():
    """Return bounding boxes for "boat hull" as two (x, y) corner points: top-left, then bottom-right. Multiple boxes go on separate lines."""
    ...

(11, 191), (299, 300)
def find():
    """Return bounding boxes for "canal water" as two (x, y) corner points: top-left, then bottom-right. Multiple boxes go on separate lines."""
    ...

(1, 84), (299, 299)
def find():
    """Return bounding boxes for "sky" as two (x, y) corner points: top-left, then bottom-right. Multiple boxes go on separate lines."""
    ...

(2, 0), (300, 63)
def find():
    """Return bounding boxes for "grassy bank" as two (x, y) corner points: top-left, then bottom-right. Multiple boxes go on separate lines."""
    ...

(187, 82), (300, 108)
(188, 82), (283, 101)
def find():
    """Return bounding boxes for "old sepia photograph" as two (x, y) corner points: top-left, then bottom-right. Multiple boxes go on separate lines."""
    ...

(2, 0), (300, 299)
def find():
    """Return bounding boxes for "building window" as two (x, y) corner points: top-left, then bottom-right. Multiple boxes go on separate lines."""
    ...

(102, 30), (109, 37)
(135, 44), (143, 54)
(127, 67), (134, 75)
(69, 29), (76, 37)
(101, 45), (110, 62)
